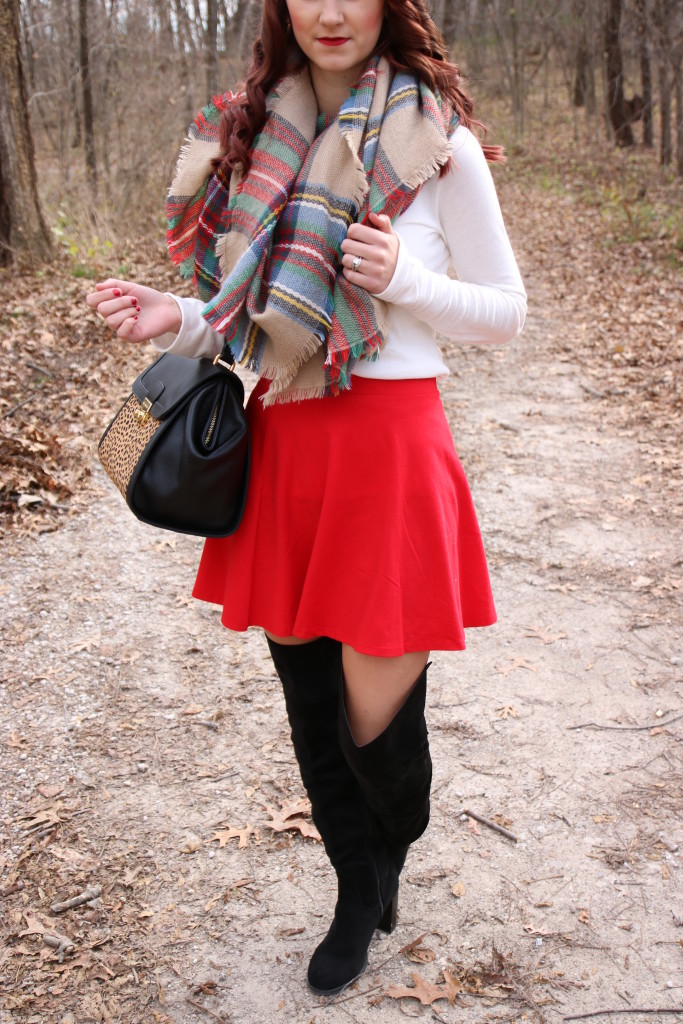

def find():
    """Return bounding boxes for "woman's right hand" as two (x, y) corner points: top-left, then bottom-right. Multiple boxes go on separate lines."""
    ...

(85, 279), (182, 343)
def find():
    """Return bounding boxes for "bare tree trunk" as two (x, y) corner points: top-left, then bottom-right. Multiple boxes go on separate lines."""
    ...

(206, 0), (219, 98)
(0, 0), (53, 264)
(442, 0), (458, 47)
(604, 0), (635, 145)
(78, 0), (98, 195)
(675, 55), (683, 175)
(635, 0), (654, 146)
(66, 0), (82, 149)
(659, 59), (672, 163)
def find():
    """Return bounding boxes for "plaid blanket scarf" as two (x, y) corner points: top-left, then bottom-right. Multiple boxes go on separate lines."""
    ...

(166, 56), (457, 403)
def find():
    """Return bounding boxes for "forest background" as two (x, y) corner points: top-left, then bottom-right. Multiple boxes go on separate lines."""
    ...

(0, 0), (681, 520)
(0, 1), (682, 1023)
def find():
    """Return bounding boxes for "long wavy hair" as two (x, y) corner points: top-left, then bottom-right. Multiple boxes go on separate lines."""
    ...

(213, 0), (502, 179)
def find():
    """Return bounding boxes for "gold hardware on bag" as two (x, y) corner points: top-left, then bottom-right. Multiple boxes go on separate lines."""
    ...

(135, 397), (153, 424)
(213, 354), (235, 371)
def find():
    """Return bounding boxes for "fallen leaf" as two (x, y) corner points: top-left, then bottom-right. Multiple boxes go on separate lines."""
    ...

(192, 979), (217, 996)
(578, 908), (590, 924)
(523, 627), (568, 644)
(207, 825), (257, 849)
(401, 933), (436, 964)
(495, 658), (537, 677)
(496, 705), (518, 720)
(452, 881), (466, 898)
(631, 575), (654, 590)
(181, 705), (204, 716)
(384, 970), (461, 1007)
(36, 784), (64, 799)
(6, 732), (28, 749)
(264, 799), (321, 842)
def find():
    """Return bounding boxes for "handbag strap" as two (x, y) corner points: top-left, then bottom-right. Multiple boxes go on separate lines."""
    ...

(213, 338), (236, 372)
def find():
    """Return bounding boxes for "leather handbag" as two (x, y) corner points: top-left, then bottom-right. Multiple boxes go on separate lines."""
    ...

(98, 346), (249, 537)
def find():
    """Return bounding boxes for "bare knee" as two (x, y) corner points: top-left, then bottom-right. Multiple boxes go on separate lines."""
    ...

(264, 630), (320, 647)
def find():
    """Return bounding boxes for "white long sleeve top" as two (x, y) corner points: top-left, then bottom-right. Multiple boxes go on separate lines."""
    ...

(153, 125), (526, 375)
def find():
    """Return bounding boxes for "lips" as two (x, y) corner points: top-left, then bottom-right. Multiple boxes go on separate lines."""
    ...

(318, 37), (350, 46)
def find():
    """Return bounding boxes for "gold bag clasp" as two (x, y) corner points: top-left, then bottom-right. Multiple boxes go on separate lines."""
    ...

(135, 397), (153, 424)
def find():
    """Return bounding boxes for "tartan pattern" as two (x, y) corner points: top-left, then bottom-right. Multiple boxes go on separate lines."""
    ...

(166, 58), (457, 403)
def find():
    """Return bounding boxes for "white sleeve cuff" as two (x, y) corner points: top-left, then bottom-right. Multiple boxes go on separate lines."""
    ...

(151, 295), (225, 359)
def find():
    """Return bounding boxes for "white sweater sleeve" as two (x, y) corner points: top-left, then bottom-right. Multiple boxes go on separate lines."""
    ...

(374, 126), (526, 345)
(151, 294), (225, 359)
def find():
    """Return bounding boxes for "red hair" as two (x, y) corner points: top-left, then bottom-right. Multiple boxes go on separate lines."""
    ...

(213, 0), (503, 179)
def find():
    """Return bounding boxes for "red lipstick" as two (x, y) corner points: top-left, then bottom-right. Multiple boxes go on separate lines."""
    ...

(318, 37), (349, 46)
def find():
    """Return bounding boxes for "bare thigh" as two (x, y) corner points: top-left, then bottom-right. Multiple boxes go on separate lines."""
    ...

(263, 632), (428, 745)
(342, 645), (429, 746)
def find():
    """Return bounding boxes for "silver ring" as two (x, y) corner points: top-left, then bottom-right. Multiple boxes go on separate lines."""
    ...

(352, 255), (362, 272)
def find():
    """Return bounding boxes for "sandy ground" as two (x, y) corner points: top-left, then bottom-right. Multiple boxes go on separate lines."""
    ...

(1, 261), (682, 1023)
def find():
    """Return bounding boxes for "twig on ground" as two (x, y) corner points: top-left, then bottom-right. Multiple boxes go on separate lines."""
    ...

(43, 933), (76, 961)
(564, 1011), (683, 1021)
(25, 361), (54, 378)
(462, 808), (520, 843)
(191, 720), (220, 731)
(0, 879), (24, 897)
(327, 983), (383, 1006)
(568, 715), (683, 732)
(185, 998), (230, 1023)
(1, 395), (35, 420)
(50, 885), (101, 913)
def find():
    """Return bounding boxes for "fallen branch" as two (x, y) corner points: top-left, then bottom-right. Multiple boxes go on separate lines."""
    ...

(568, 714), (683, 732)
(192, 720), (220, 731)
(50, 885), (101, 913)
(185, 998), (229, 1023)
(0, 880), (24, 897)
(462, 808), (519, 843)
(1, 395), (35, 420)
(564, 1011), (683, 1021)
(43, 933), (76, 962)
(25, 361), (54, 378)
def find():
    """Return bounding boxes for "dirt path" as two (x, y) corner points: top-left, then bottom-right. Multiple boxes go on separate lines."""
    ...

(2, 235), (682, 1022)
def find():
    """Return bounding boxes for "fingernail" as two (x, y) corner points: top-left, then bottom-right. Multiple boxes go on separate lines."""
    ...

(130, 296), (138, 304)
(135, 305), (141, 312)
(133, 316), (138, 321)
(113, 288), (121, 297)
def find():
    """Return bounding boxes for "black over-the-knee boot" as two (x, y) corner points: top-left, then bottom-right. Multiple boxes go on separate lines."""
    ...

(338, 664), (432, 853)
(266, 637), (399, 996)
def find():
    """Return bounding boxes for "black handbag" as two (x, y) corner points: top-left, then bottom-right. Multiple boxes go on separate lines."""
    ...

(98, 346), (249, 537)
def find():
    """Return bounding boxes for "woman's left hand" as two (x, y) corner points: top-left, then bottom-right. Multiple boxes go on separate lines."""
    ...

(341, 211), (399, 295)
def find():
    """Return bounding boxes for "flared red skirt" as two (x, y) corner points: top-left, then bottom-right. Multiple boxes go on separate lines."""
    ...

(193, 375), (496, 656)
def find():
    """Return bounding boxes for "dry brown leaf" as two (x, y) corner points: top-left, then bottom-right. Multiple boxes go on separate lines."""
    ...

(36, 784), (64, 799)
(385, 970), (461, 1007)
(496, 705), (518, 720)
(523, 627), (568, 644)
(207, 825), (257, 849)
(495, 658), (537, 677)
(264, 800), (321, 842)
(401, 933), (436, 964)
(452, 881), (466, 898)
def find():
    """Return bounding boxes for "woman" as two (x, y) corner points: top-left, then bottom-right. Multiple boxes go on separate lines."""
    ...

(87, 0), (526, 997)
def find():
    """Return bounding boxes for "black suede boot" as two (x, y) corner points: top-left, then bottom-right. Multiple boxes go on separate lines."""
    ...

(266, 637), (398, 996)
(338, 664), (432, 852)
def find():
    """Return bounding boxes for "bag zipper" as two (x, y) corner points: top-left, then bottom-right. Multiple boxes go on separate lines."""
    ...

(204, 400), (220, 448)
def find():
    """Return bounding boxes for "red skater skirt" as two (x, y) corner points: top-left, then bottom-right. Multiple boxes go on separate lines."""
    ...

(193, 375), (496, 657)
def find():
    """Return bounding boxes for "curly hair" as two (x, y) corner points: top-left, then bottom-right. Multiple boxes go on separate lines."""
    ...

(213, 0), (502, 179)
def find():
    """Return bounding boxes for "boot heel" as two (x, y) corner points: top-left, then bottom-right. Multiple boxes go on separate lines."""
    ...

(378, 891), (398, 934)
